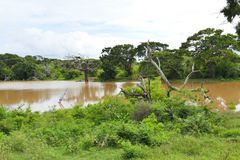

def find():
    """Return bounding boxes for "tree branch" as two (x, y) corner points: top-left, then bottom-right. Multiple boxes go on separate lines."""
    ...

(180, 63), (200, 89)
(143, 42), (200, 92)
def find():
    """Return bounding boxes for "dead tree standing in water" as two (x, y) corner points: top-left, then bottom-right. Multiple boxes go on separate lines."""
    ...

(68, 55), (99, 82)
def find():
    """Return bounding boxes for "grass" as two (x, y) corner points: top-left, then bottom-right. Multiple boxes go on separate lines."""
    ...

(0, 82), (239, 160)
(4, 135), (239, 160)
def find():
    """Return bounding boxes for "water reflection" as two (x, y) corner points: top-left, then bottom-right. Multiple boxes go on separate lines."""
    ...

(0, 81), (240, 112)
(0, 81), (134, 112)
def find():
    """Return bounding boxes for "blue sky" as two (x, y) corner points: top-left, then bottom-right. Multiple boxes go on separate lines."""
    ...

(0, 0), (237, 58)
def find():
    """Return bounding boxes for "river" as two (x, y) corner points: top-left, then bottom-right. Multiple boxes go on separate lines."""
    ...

(0, 81), (239, 112)
(0, 81), (134, 112)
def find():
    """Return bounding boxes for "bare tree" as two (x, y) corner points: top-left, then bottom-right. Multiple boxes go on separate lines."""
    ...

(143, 43), (200, 96)
(67, 55), (99, 82)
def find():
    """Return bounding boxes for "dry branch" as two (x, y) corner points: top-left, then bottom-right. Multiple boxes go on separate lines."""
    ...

(143, 44), (200, 92)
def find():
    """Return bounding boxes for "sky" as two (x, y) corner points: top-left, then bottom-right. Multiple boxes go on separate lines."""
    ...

(0, 0), (237, 58)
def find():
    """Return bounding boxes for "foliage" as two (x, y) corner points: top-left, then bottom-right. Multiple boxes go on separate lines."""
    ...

(121, 141), (144, 159)
(181, 28), (240, 79)
(0, 93), (239, 159)
(1, 27), (240, 81)
(0, 54), (99, 80)
(99, 44), (137, 80)
(221, 0), (240, 36)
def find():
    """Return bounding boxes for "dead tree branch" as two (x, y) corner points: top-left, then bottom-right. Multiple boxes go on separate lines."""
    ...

(121, 75), (151, 101)
(143, 44), (199, 92)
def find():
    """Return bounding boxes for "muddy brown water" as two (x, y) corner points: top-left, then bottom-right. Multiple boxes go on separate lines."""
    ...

(173, 82), (240, 112)
(0, 81), (239, 112)
(170, 81), (240, 105)
(0, 81), (135, 112)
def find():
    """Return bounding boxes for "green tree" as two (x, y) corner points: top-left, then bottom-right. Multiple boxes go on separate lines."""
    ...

(0, 62), (12, 80)
(12, 61), (37, 80)
(100, 44), (137, 80)
(99, 47), (118, 80)
(0, 53), (23, 67)
(181, 28), (240, 78)
(221, 0), (240, 36)
(137, 42), (181, 79)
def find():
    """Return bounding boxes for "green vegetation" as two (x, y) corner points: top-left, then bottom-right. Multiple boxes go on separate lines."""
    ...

(0, 54), (100, 81)
(0, 79), (239, 159)
(0, 1), (240, 159)
(1, 28), (240, 81)
(222, 0), (240, 36)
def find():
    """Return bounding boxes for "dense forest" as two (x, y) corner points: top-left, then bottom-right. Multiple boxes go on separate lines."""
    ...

(1, 28), (240, 81)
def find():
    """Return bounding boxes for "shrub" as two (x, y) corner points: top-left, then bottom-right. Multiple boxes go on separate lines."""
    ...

(121, 141), (144, 159)
(5, 131), (28, 152)
(117, 122), (139, 144)
(65, 138), (80, 154)
(71, 106), (85, 119)
(139, 114), (168, 146)
(84, 96), (133, 123)
(94, 121), (121, 147)
(0, 107), (7, 120)
(132, 102), (152, 121)
(181, 112), (218, 135)
(80, 136), (94, 150)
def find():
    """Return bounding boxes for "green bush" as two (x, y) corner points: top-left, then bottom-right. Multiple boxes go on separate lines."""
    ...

(121, 141), (144, 159)
(132, 102), (152, 121)
(94, 121), (121, 147)
(117, 122), (139, 144)
(84, 96), (133, 123)
(80, 136), (93, 150)
(0, 89), (238, 159)
(181, 112), (218, 135)
(0, 131), (55, 160)
(65, 138), (81, 154)
(4, 131), (27, 152)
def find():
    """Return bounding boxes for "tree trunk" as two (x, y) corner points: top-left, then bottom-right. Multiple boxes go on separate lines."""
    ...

(125, 64), (132, 77)
(84, 62), (89, 83)
(84, 69), (89, 82)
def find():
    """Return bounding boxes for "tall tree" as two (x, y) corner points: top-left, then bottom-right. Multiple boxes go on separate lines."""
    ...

(181, 28), (240, 78)
(100, 44), (137, 79)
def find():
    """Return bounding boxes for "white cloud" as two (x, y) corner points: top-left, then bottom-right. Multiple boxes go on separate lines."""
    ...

(1, 28), (139, 58)
(0, 0), (237, 58)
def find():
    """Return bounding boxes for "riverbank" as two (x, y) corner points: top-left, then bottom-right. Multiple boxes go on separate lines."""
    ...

(0, 96), (239, 160)
(1, 80), (240, 112)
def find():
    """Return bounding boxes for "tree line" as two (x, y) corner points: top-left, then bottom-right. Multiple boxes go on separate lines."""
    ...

(0, 28), (240, 81)
(0, 54), (99, 81)
(99, 28), (240, 80)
